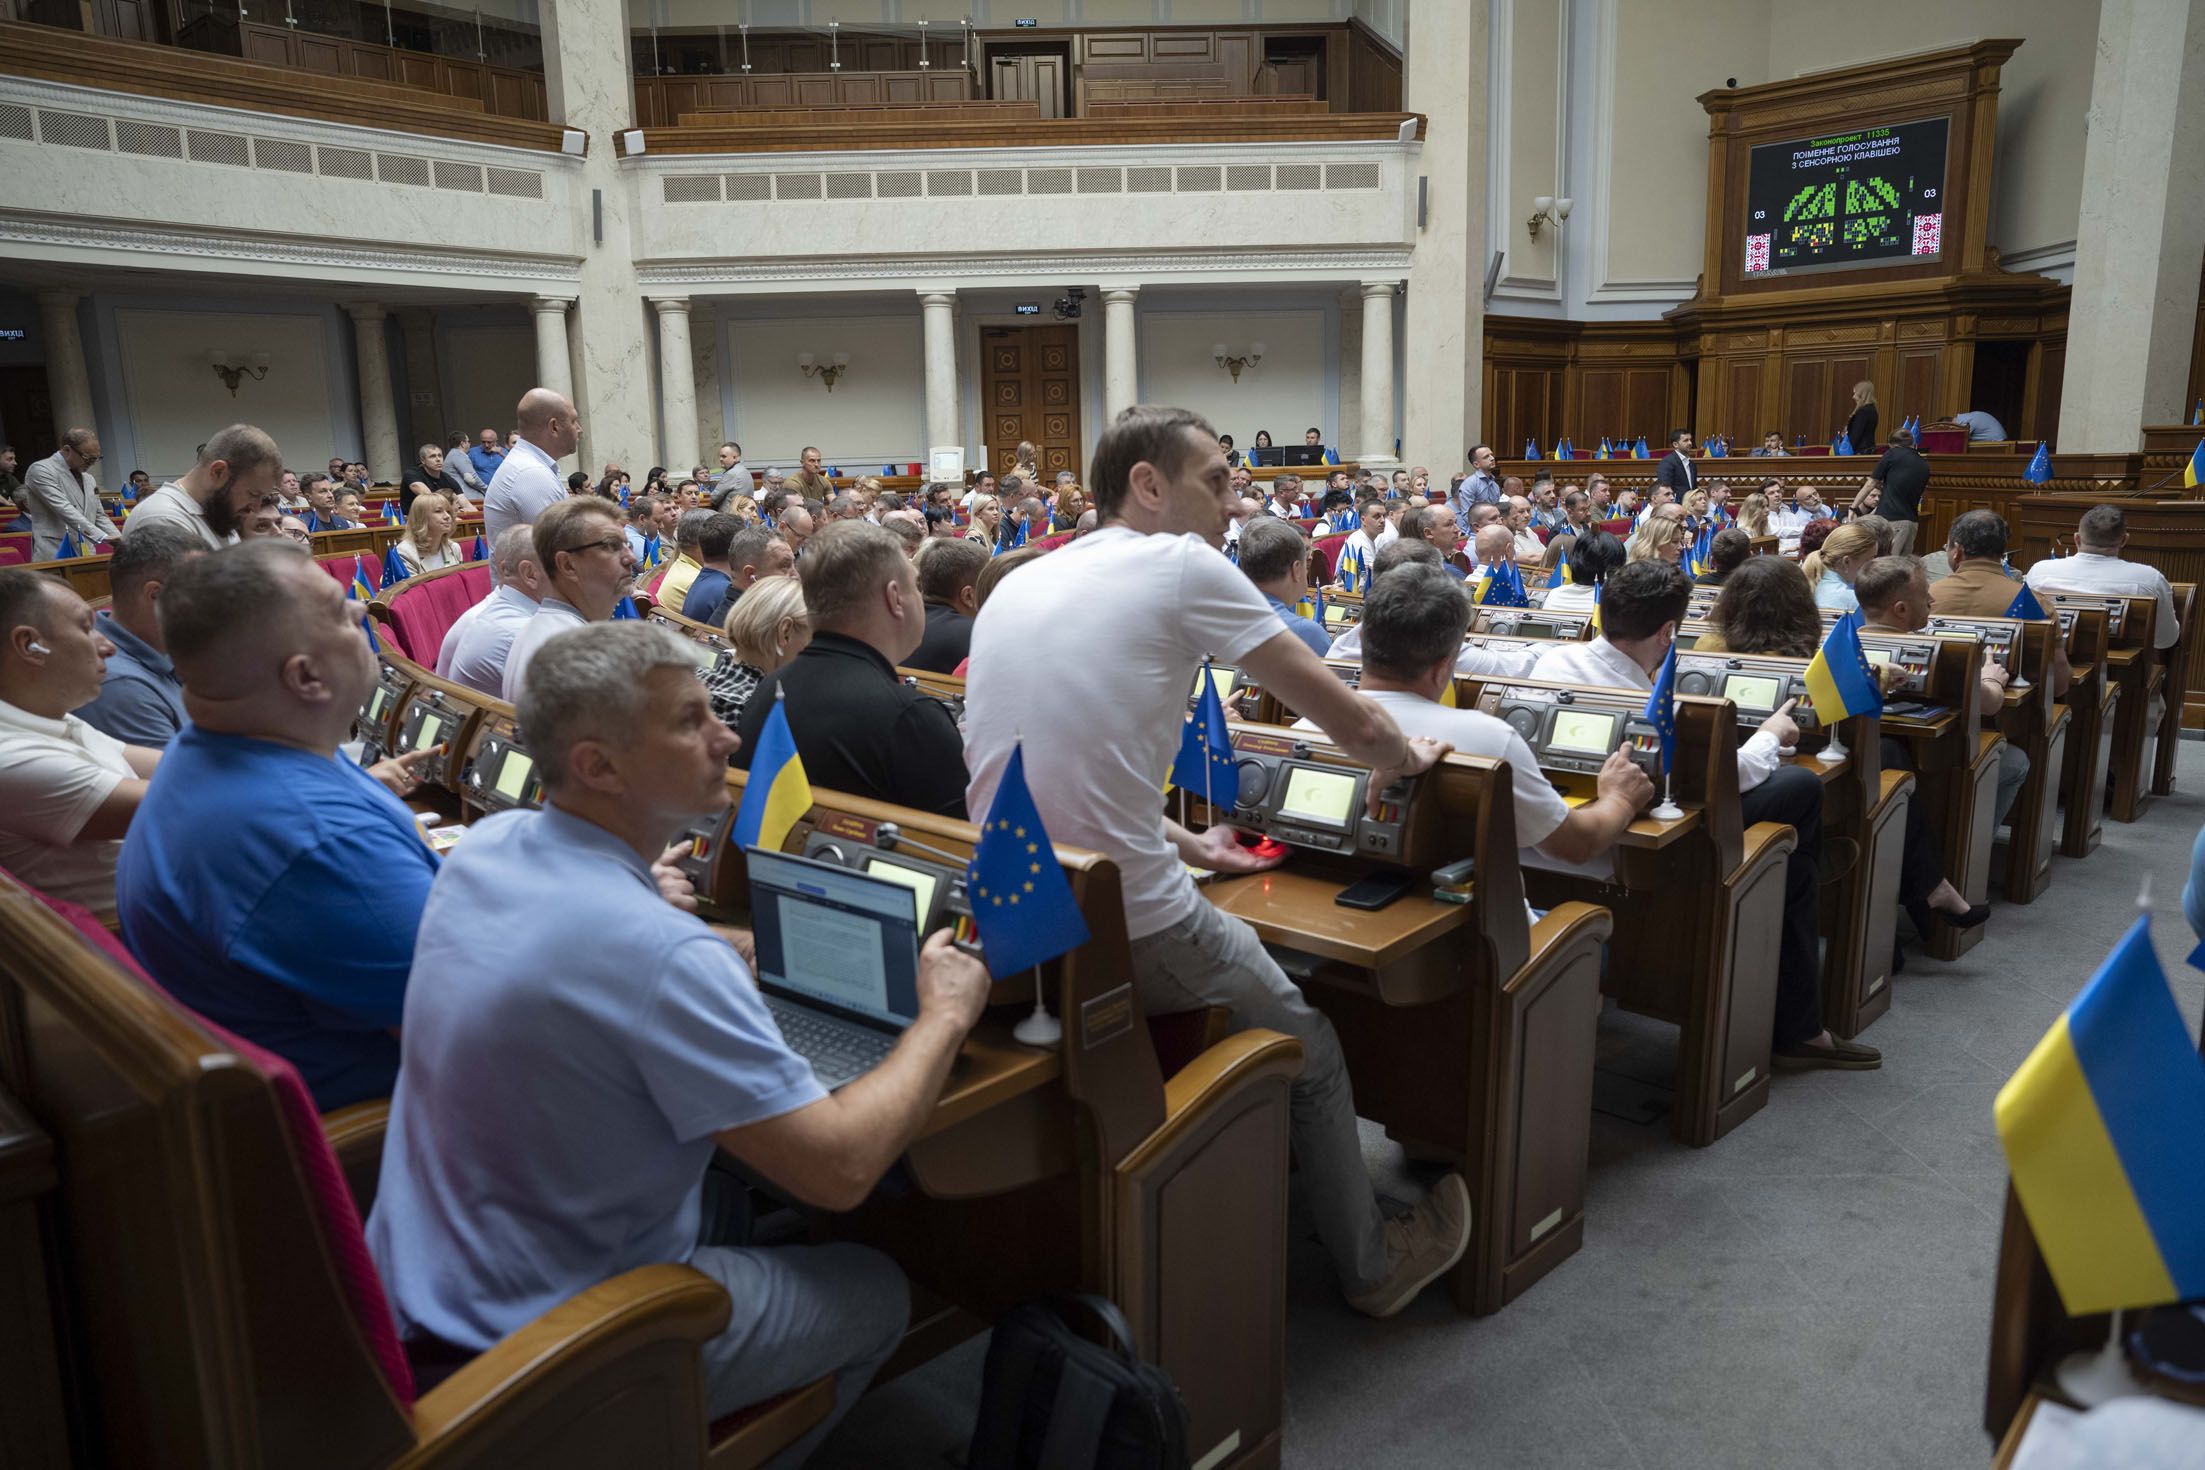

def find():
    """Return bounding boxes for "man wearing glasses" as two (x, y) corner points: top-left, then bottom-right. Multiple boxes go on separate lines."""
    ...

(500, 498), (636, 703)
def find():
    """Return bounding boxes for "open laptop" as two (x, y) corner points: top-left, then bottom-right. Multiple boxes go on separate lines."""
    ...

(745, 847), (924, 1089)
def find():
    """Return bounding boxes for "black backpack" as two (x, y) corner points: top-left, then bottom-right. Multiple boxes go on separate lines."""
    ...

(968, 1295), (1190, 1470)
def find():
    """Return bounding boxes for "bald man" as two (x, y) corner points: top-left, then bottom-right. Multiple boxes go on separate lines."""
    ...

(1469, 523), (1515, 577)
(436, 524), (547, 695)
(116, 541), (441, 1111)
(483, 387), (582, 545)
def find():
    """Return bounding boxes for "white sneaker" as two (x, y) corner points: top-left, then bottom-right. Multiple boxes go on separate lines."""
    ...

(1344, 1173), (1473, 1319)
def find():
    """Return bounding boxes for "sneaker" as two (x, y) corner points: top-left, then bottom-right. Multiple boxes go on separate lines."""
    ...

(1345, 1173), (1472, 1319)
(1772, 1035), (1882, 1072)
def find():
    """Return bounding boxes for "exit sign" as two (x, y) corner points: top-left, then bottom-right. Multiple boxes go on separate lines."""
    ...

(1014, 302), (1041, 315)
(1014, 18), (1039, 26)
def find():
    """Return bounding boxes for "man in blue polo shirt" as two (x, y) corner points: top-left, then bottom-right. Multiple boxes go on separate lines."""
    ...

(76, 521), (204, 748)
(369, 622), (991, 1450)
(117, 541), (442, 1111)
(1235, 517), (1330, 655)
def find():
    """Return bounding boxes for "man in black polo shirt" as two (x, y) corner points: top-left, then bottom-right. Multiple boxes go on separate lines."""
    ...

(732, 521), (967, 817)
(906, 537), (986, 674)
(1853, 427), (1930, 556)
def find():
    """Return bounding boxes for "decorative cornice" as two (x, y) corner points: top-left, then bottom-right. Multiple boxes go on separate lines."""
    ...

(0, 209), (582, 284)
(637, 247), (1413, 289)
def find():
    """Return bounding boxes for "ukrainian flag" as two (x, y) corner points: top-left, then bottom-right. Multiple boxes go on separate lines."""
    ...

(2184, 438), (2204, 490)
(733, 691), (812, 855)
(349, 553), (376, 603)
(1994, 915), (2205, 1313)
(1803, 609), (1883, 721)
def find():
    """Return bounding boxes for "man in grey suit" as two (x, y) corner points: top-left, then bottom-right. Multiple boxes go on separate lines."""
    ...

(24, 428), (120, 560)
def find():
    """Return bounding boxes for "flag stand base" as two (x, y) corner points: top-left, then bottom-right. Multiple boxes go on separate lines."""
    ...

(2054, 1312), (2145, 1407)
(1014, 968), (1063, 1047)
(1817, 736), (1848, 766)
(1649, 800), (1684, 821)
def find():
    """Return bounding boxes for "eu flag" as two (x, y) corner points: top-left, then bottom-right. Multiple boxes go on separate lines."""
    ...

(1170, 659), (1240, 810)
(1834, 429), (1853, 456)
(611, 596), (641, 620)
(55, 530), (82, 560)
(2005, 582), (2047, 621)
(1995, 915), (2205, 1312)
(470, 533), (488, 561)
(2023, 442), (2053, 485)
(381, 544), (408, 591)
(733, 692), (811, 855)
(967, 745), (1091, 979)
(1487, 558), (1529, 608)
(1642, 642), (1678, 776)
(1804, 609), (1884, 721)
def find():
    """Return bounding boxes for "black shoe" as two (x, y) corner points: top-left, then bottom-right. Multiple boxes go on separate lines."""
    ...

(1773, 1035), (1883, 1072)
(1905, 897), (1992, 939)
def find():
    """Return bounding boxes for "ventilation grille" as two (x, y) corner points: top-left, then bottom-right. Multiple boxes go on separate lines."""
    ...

(658, 159), (1394, 205)
(1275, 162), (1321, 190)
(976, 168), (1021, 196)
(0, 104), (547, 199)
(1125, 166), (1171, 192)
(774, 172), (821, 200)
(1226, 164), (1270, 191)
(824, 171), (871, 199)
(724, 173), (770, 201)
(875, 169), (921, 198)
(1077, 166), (1122, 193)
(1175, 165), (1221, 192)
(1026, 167), (1072, 195)
(1326, 162), (1381, 190)
(926, 169), (972, 196)
(664, 174), (720, 203)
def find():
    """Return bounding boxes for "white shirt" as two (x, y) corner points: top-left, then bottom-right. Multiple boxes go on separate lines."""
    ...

(1335, 529), (1383, 581)
(1541, 582), (1598, 614)
(125, 482), (237, 551)
(1323, 623), (1543, 679)
(1530, 636), (1782, 791)
(2025, 552), (2179, 650)
(439, 584), (541, 694)
(964, 527), (1283, 940)
(483, 437), (564, 547)
(0, 696), (135, 921)
(1511, 529), (1545, 562)
(500, 597), (588, 703)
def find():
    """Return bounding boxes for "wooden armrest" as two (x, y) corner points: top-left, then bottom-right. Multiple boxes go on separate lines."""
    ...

(1156, 1028), (1304, 1130)
(323, 1098), (389, 1213)
(406, 1264), (733, 1459)
(1524, 900), (1611, 968)
(1730, 820), (1799, 884)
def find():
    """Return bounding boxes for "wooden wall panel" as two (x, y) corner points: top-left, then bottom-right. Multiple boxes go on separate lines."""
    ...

(1725, 360), (1763, 444)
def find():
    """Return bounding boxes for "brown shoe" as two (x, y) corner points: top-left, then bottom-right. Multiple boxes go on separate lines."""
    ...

(1773, 1035), (1882, 1072)
(1345, 1174), (1472, 1319)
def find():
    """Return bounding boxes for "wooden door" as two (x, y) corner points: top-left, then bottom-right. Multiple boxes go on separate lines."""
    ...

(990, 52), (1065, 118)
(981, 326), (1083, 483)
(0, 365), (57, 463)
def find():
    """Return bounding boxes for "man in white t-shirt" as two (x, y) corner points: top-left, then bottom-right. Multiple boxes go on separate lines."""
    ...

(2025, 505), (2180, 651)
(1298, 563), (1650, 867)
(0, 569), (162, 920)
(964, 406), (1466, 1319)
(1331, 496), (1391, 588)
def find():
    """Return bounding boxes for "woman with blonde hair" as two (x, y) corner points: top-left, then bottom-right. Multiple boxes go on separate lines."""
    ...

(1737, 491), (1772, 539)
(724, 494), (758, 525)
(964, 493), (1002, 548)
(1844, 379), (1879, 453)
(1801, 521), (1877, 611)
(1679, 487), (1710, 535)
(392, 491), (462, 575)
(706, 575), (810, 734)
(1627, 511), (1688, 566)
(1051, 482), (1086, 531)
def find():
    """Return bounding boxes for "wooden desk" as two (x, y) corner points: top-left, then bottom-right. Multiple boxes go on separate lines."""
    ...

(2154, 583), (2195, 797)
(0, 1084), (67, 1470)
(1923, 616), (2068, 904)
(2041, 592), (2160, 824)
(2051, 607), (2116, 858)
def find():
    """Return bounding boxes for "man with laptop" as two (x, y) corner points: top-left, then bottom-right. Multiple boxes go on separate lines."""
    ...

(369, 622), (990, 1457)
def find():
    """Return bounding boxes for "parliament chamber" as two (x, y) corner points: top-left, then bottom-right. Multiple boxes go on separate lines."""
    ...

(2, 2), (2205, 1467)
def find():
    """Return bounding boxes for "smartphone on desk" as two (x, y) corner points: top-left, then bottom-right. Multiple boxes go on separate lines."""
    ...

(1335, 866), (1416, 911)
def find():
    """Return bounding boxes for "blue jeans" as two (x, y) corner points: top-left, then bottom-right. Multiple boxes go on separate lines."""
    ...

(1128, 900), (1390, 1295)
(690, 1241), (908, 1465)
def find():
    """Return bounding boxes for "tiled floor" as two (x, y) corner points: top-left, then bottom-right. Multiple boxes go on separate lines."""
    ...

(818, 744), (2205, 1468)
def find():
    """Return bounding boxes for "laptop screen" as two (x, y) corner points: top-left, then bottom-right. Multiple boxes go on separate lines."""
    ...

(745, 847), (922, 1030)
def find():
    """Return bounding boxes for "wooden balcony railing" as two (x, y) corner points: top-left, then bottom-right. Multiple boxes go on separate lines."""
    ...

(625, 107), (1423, 155)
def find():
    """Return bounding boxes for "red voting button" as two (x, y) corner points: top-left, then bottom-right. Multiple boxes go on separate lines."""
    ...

(1246, 837), (1289, 860)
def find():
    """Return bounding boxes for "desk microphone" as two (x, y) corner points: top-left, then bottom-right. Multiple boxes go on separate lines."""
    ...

(871, 821), (968, 869)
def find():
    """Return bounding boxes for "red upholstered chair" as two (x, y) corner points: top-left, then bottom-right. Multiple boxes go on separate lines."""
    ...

(1031, 530), (1074, 552)
(376, 563), (493, 668)
(0, 869), (833, 1469)
(1310, 531), (1349, 580)
(0, 545), (24, 568)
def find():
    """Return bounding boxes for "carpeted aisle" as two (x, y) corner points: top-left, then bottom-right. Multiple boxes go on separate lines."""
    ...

(814, 743), (2205, 1469)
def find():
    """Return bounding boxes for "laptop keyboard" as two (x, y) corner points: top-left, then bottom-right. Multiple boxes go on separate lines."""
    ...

(764, 995), (897, 1089)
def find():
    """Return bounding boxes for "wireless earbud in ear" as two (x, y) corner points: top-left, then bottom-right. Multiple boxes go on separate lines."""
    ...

(27, 642), (52, 655)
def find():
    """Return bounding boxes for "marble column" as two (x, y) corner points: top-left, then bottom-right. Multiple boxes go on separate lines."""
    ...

(1101, 286), (1139, 423)
(342, 301), (403, 484)
(541, 0), (656, 478)
(919, 290), (960, 456)
(35, 290), (98, 445)
(1400, 0), (1487, 468)
(529, 296), (574, 401)
(1356, 282), (1401, 466)
(651, 296), (699, 472)
(2057, 0), (2205, 449)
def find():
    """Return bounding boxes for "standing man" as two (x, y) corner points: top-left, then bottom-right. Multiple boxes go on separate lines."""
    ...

(502, 498), (637, 703)
(483, 389), (581, 546)
(76, 523), (205, 748)
(1654, 428), (1697, 502)
(131, 424), (280, 550)
(466, 427), (506, 487)
(964, 406), (1466, 1319)
(24, 428), (119, 559)
(1852, 427), (1929, 556)
(1451, 444), (1502, 536)
(714, 440), (754, 504)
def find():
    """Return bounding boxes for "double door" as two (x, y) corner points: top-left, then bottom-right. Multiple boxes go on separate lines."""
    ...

(980, 326), (1083, 483)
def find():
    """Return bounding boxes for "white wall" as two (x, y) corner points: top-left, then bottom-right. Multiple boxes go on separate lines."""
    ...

(722, 311), (927, 467)
(104, 303), (350, 480)
(436, 314), (537, 448)
(1136, 304), (1335, 450)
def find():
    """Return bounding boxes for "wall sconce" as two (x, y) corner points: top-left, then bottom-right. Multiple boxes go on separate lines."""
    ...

(1213, 341), (1265, 383)
(797, 351), (851, 391)
(1526, 195), (1573, 240)
(208, 350), (271, 396)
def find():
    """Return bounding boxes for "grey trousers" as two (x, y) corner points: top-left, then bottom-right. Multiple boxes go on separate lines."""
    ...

(1887, 519), (1920, 556)
(1128, 899), (1390, 1294)
(1996, 743), (2029, 827)
(691, 1241), (909, 1465)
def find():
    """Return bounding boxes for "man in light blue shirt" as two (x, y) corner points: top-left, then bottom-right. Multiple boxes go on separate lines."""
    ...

(368, 621), (991, 1449)
(482, 389), (578, 546)
(1451, 443), (1502, 536)
(1237, 518), (1331, 655)
(465, 427), (506, 486)
(77, 521), (203, 747)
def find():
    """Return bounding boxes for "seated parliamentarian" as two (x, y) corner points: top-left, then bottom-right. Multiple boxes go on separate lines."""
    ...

(1327, 542), (1545, 678)
(1237, 517), (1331, 655)
(368, 621), (991, 1443)
(1330, 496), (1393, 584)
(1541, 528), (1623, 614)
(734, 521), (968, 817)
(1803, 522), (1874, 611)
(503, 497), (637, 703)
(678, 512), (746, 623)
(652, 509), (713, 611)
(2024, 504), (2180, 650)
(1927, 510), (2044, 625)
(1399, 504), (1469, 578)
(116, 542), (442, 1110)
(391, 492), (464, 576)
(0, 569), (162, 921)
(906, 536), (987, 674)
(1297, 563), (1653, 866)
(704, 574), (810, 732)
(702, 524), (796, 627)
(1695, 528), (1753, 587)
(1531, 559), (1880, 1072)
(436, 525), (544, 696)
(77, 521), (207, 747)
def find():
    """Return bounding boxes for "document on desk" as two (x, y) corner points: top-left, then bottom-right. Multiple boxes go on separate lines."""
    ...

(2009, 1397), (2205, 1470)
